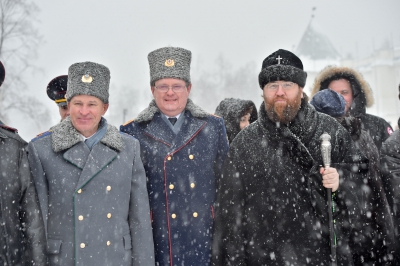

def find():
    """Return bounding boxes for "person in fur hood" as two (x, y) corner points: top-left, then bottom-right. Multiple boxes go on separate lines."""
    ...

(28, 61), (155, 266)
(215, 98), (258, 144)
(120, 47), (229, 266)
(211, 49), (382, 265)
(311, 66), (393, 151)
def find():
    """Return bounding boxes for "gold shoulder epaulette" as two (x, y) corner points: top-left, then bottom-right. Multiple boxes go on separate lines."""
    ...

(122, 119), (135, 126)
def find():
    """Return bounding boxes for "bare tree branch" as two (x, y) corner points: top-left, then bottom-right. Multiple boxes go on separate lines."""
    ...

(0, 0), (50, 128)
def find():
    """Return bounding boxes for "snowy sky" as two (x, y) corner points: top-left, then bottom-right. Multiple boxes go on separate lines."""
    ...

(14, 0), (400, 139)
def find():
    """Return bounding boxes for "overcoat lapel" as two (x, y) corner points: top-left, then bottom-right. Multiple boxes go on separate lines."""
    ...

(171, 112), (206, 151)
(63, 142), (118, 191)
(144, 113), (175, 146)
(75, 143), (118, 191)
(63, 142), (90, 170)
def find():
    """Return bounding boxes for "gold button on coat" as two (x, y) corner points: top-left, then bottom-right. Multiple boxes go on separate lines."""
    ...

(106, 186), (111, 191)
(171, 214), (176, 219)
(80, 243), (85, 249)
(167, 156), (172, 161)
(169, 184), (174, 190)
(189, 154), (194, 160)
(107, 213), (112, 219)
(78, 215), (84, 221)
(107, 241), (111, 246)
(190, 183), (195, 188)
(193, 212), (198, 218)
(77, 189), (82, 194)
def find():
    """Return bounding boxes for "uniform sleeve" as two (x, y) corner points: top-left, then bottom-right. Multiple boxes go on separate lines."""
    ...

(20, 145), (48, 265)
(129, 138), (155, 265)
(27, 142), (49, 235)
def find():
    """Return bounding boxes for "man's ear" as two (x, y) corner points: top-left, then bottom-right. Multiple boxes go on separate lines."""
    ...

(103, 103), (109, 114)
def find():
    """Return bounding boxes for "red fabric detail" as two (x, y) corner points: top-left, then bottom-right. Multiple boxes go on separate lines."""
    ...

(0, 124), (17, 133)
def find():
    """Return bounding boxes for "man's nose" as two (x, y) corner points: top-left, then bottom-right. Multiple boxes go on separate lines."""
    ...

(166, 87), (175, 95)
(79, 106), (90, 115)
(276, 85), (285, 96)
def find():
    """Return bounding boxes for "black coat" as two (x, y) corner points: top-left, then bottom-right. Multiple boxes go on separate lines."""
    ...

(215, 98), (258, 144)
(0, 122), (47, 265)
(211, 99), (382, 266)
(381, 118), (400, 263)
(338, 116), (395, 263)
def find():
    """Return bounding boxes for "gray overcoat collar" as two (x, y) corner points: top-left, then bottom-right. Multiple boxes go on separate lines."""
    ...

(51, 116), (124, 153)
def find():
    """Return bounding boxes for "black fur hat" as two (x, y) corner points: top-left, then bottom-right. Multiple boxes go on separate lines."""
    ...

(258, 49), (307, 89)
(0, 61), (5, 87)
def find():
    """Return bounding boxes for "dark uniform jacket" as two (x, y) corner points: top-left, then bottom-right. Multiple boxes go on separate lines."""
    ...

(211, 99), (383, 266)
(381, 118), (400, 263)
(120, 99), (229, 266)
(0, 121), (47, 265)
(28, 117), (154, 266)
(214, 98), (258, 144)
(311, 66), (393, 151)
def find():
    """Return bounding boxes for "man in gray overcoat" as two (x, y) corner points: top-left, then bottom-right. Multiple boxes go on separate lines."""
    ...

(28, 61), (155, 266)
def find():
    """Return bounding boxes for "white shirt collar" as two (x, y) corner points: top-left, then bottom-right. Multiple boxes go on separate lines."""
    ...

(163, 112), (181, 120)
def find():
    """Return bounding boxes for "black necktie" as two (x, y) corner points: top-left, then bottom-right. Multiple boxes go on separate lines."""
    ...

(168, 117), (177, 126)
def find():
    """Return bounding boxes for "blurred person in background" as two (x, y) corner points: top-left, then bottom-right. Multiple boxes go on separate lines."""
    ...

(46, 75), (69, 121)
(215, 98), (257, 144)
(311, 66), (393, 151)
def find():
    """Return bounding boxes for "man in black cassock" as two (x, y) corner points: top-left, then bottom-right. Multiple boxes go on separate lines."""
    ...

(211, 49), (393, 265)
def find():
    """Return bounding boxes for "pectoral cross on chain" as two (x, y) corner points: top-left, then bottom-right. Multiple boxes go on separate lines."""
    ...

(276, 55), (282, 64)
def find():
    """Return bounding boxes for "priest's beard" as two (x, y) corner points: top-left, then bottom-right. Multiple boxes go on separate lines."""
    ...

(265, 91), (302, 124)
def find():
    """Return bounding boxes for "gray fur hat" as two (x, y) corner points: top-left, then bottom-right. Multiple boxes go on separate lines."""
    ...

(148, 47), (191, 86)
(66, 61), (110, 103)
(258, 49), (307, 89)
